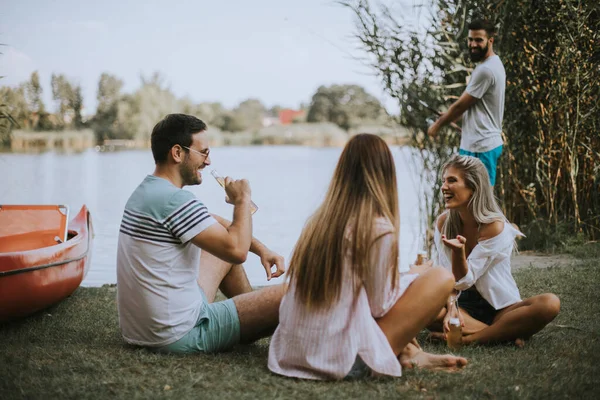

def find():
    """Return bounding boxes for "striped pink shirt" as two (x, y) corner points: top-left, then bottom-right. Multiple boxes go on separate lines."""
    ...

(268, 219), (418, 380)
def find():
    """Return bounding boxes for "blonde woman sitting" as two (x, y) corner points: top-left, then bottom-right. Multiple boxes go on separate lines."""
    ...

(430, 155), (560, 346)
(268, 134), (467, 380)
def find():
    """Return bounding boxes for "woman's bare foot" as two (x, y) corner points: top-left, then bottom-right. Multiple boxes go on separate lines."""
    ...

(399, 343), (467, 372)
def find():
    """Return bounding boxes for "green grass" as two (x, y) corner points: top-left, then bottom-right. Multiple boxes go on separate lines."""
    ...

(2, 259), (599, 399)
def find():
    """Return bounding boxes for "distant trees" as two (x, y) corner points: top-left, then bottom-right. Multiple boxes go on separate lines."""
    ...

(91, 73), (124, 142)
(306, 84), (387, 130)
(113, 72), (180, 143)
(1, 70), (391, 146)
(51, 73), (84, 128)
(1, 72), (55, 135)
(221, 98), (266, 132)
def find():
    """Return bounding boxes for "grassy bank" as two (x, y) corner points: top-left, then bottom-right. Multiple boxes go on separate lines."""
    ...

(2, 247), (599, 399)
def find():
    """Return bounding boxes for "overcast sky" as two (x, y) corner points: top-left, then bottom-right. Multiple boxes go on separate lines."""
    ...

(1, 0), (429, 114)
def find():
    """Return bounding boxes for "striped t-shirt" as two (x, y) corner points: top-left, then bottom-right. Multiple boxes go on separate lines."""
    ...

(116, 175), (217, 347)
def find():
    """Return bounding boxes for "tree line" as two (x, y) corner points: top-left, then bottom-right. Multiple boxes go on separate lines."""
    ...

(0, 71), (389, 147)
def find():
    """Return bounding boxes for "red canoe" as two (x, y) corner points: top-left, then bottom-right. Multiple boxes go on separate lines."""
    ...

(0, 205), (93, 322)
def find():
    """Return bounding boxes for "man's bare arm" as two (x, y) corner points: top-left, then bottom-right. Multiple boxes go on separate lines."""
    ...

(190, 178), (252, 264)
(428, 92), (478, 136)
(212, 213), (267, 256)
(211, 213), (286, 280)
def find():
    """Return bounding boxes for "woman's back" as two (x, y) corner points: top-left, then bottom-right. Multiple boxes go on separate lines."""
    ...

(268, 218), (416, 380)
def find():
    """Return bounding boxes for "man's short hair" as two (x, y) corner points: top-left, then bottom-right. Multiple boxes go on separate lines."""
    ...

(151, 114), (207, 164)
(468, 19), (496, 38)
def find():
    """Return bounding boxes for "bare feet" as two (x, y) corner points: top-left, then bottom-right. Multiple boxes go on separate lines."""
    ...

(399, 343), (467, 372)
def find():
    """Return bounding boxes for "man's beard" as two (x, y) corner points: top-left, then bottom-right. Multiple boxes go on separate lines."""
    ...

(469, 44), (488, 62)
(180, 158), (201, 186)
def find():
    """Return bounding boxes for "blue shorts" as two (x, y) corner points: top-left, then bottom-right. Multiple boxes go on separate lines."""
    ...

(156, 288), (241, 354)
(459, 145), (503, 186)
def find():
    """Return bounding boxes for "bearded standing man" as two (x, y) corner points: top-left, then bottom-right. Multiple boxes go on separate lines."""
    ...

(428, 19), (506, 186)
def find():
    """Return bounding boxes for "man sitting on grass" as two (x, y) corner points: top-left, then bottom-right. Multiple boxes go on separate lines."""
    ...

(116, 113), (286, 354)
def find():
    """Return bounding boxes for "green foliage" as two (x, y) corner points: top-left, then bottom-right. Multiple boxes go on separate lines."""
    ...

(92, 73), (124, 143)
(491, 0), (600, 241)
(114, 72), (180, 143)
(306, 84), (387, 130)
(219, 98), (266, 132)
(51, 73), (85, 129)
(346, 0), (600, 246)
(0, 86), (27, 145)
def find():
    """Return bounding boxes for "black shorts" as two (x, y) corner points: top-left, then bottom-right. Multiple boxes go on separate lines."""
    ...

(458, 288), (498, 326)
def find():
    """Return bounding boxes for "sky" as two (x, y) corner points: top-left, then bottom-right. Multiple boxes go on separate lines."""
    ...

(1, 0), (429, 114)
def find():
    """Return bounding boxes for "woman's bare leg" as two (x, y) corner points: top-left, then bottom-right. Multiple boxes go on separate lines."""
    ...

(376, 267), (454, 354)
(462, 293), (560, 345)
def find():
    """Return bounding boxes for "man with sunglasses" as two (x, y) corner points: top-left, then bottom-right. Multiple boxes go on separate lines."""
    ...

(116, 113), (285, 354)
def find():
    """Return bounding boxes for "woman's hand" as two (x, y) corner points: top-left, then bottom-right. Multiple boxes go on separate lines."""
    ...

(443, 294), (465, 333)
(441, 234), (467, 252)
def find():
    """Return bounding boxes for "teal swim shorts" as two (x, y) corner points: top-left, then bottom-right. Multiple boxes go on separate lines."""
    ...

(459, 145), (503, 186)
(157, 288), (241, 354)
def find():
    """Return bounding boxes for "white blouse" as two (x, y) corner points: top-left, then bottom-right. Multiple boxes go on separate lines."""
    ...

(434, 221), (524, 310)
(268, 218), (418, 380)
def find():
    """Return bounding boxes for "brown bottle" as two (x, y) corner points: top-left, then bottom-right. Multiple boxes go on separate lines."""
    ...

(446, 293), (462, 350)
(447, 317), (462, 350)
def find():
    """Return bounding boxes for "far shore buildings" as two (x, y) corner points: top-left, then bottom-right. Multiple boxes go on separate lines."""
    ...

(262, 109), (306, 127)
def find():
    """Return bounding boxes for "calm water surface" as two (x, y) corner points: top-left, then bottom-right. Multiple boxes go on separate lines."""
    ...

(0, 146), (426, 287)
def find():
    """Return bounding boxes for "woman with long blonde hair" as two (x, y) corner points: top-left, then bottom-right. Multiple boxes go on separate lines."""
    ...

(431, 154), (560, 346)
(268, 134), (467, 380)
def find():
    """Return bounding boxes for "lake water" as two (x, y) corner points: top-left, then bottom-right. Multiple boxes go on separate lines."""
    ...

(0, 146), (428, 287)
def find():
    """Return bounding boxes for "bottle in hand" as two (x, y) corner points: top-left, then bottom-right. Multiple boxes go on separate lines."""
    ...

(210, 169), (259, 214)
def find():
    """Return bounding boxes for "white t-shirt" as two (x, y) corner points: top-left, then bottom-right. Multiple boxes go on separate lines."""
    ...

(116, 175), (217, 347)
(462, 55), (506, 152)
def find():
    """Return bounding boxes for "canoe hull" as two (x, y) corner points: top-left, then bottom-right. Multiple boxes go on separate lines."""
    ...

(0, 205), (93, 322)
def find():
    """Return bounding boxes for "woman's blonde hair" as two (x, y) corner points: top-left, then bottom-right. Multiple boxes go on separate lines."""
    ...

(441, 155), (506, 258)
(288, 134), (400, 311)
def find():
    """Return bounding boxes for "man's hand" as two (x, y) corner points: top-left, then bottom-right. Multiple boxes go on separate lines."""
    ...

(224, 177), (251, 206)
(427, 121), (441, 137)
(259, 248), (285, 281)
(441, 234), (467, 252)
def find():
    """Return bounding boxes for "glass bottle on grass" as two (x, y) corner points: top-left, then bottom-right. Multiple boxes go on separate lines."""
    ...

(446, 291), (463, 350)
(210, 169), (258, 214)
